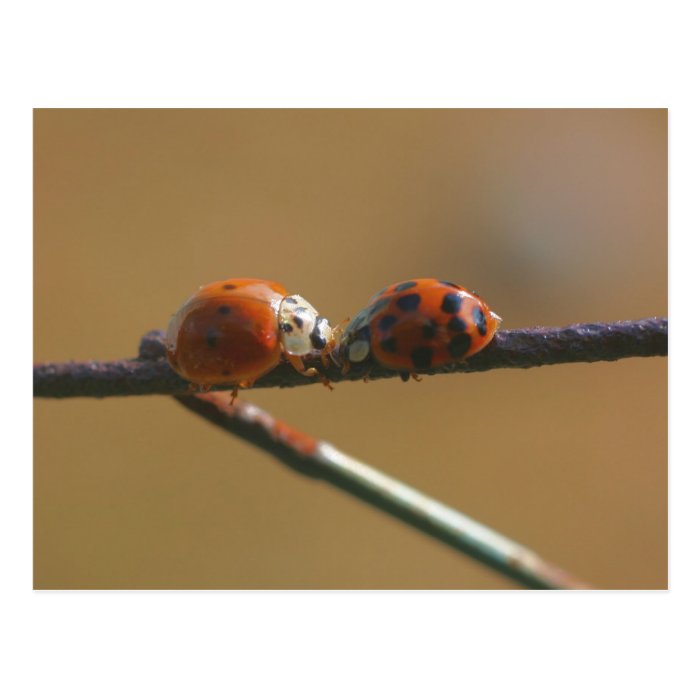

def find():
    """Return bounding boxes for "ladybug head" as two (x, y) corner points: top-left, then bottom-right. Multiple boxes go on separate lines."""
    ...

(278, 295), (333, 357)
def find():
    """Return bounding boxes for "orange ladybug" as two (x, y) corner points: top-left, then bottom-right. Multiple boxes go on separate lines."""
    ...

(166, 278), (332, 395)
(337, 278), (501, 380)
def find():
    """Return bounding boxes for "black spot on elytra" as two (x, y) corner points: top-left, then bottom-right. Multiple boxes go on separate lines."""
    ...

(206, 329), (220, 348)
(396, 293), (421, 311)
(394, 280), (418, 292)
(440, 280), (461, 289)
(221, 369), (231, 376)
(378, 315), (398, 332)
(472, 307), (487, 336)
(380, 337), (398, 354)
(223, 284), (236, 290)
(310, 317), (327, 350)
(447, 316), (468, 333)
(448, 333), (471, 358)
(293, 315), (304, 329)
(441, 293), (463, 314)
(422, 320), (438, 339)
(411, 347), (433, 369)
(280, 322), (294, 334)
(217, 305), (231, 315)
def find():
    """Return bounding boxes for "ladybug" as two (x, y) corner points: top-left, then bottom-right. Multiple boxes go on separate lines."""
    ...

(337, 278), (502, 380)
(166, 278), (333, 396)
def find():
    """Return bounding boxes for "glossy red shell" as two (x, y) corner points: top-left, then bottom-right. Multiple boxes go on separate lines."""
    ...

(341, 278), (501, 372)
(166, 278), (287, 386)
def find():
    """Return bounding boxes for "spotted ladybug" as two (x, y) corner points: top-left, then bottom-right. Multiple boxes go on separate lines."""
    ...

(337, 278), (501, 378)
(166, 278), (332, 395)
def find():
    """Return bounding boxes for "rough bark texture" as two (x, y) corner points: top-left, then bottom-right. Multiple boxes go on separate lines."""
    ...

(33, 317), (668, 399)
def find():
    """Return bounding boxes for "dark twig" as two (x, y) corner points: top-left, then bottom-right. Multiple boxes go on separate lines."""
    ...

(33, 317), (667, 398)
(174, 391), (591, 590)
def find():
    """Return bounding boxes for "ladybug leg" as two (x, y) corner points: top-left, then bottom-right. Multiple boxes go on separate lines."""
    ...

(399, 372), (410, 382)
(333, 319), (349, 338)
(287, 354), (318, 377)
(320, 336), (337, 369)
(327, 321), (349, 371)
(411, 373), (423, 382)
(288, 354), (334, 390)
(319, 352), (338, 388)
(229, 378), (256, 404)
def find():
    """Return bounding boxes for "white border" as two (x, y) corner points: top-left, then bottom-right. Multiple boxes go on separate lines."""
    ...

(7, 1), (696, 698)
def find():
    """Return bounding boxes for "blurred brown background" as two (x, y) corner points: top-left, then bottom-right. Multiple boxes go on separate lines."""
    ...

(34, 109), (667, 589)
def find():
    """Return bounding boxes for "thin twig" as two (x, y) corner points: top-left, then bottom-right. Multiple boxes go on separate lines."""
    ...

(174, 391), (591, 589)
(33, 317), (667, 398)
